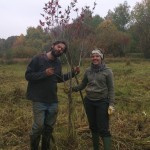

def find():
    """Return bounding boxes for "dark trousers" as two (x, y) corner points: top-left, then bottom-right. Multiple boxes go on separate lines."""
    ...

(84, 97), (111, 137)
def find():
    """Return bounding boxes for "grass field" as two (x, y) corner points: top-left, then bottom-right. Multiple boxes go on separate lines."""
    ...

(0, 59), (150, 150)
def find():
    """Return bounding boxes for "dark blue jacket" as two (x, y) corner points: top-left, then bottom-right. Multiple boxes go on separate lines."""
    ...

(25, 53), (73, 104)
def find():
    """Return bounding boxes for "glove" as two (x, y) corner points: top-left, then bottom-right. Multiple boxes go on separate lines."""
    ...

(108, 106), (115, 115)
(72, 87), (78, 92)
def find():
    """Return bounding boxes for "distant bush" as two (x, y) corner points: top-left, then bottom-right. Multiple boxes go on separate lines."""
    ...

(126, 53), (144, 58)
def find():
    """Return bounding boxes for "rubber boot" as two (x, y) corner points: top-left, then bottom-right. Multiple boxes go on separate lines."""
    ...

(30, 134), (41, 150)
(103, 137), (111, 150)
(41, 133), (51, 150)
(91, 132), (100, 150)
(41, 126), (53, 150)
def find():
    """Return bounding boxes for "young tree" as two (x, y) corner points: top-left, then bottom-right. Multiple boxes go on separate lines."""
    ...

(40, 0), (97, 140)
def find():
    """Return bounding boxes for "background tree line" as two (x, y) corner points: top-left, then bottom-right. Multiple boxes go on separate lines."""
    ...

(0, 0), (150, 59)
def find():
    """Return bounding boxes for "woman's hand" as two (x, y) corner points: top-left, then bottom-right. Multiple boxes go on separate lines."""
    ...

(108, 106), (115, 115)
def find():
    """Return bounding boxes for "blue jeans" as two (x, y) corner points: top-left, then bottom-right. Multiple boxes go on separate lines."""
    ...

(30, 102), (58, 135)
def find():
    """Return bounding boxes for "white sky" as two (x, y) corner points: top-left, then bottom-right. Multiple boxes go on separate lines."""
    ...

(0, 0), (142, 39)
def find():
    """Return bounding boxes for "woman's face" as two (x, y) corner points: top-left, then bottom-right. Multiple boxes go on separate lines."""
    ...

(91, 53), (102, 65)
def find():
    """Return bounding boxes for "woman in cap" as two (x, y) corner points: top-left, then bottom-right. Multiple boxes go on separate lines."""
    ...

(72, 49), (115, 150)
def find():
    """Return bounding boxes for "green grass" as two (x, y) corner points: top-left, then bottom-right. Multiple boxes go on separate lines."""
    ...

(0, 59), (150, 150)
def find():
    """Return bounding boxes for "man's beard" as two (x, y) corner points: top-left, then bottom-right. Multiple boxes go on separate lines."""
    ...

(51, 48), (63, 57)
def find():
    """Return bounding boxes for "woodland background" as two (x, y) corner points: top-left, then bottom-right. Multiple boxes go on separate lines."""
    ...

(0, 0), (150, 61)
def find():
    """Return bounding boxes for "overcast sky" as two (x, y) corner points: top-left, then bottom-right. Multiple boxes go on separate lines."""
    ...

(0, 0), (142, 39)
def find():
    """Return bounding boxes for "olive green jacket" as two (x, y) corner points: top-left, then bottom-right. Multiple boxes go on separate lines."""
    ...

(74, 65), (115, 105)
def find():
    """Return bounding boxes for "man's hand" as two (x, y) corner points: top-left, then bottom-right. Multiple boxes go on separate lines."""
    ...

(72, 66), (80, 75)
(108, 106), (115, 115)
(45, 68), (54, 76)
